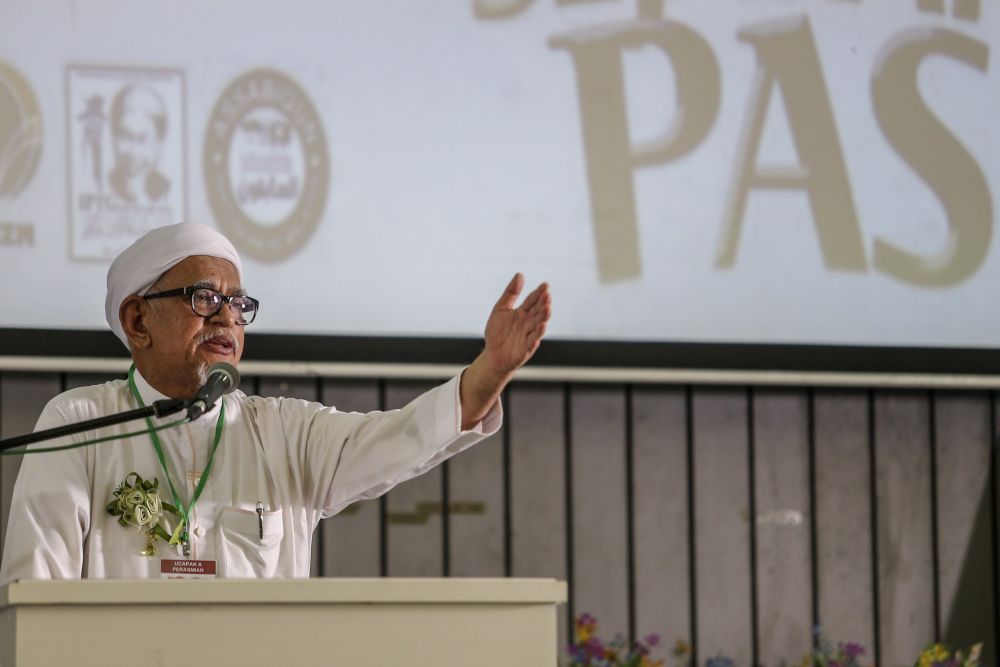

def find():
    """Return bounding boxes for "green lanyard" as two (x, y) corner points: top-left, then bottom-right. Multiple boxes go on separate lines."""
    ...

(128, 365), (225, 551)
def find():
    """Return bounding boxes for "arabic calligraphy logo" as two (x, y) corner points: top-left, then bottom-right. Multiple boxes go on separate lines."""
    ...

(203, 68), (330, 262)
(0, 61), (43, 198)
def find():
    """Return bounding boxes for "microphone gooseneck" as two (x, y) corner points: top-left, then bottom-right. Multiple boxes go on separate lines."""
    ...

(187, 362), (241, 421)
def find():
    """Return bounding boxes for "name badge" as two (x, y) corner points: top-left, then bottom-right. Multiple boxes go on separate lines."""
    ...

(160, 559), (217, 579)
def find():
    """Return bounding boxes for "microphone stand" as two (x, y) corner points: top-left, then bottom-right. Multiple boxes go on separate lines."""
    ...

(0, 398), (189, 454)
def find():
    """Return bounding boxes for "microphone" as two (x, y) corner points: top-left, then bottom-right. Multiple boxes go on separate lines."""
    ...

(187, 362), (241, 421)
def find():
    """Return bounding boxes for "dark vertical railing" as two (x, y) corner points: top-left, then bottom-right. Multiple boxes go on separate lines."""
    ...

(990, 391), (999, 663)
(747, 387), (760, 667)
(868, 390), (882, 667)
(624, 384), (636, 644)
(502, 386), (513, 578)
(563, 382), (575, 630)
(928, 390), (941, 641)
(807, 388), (820, 645)
(0, 373), (4, 531)
(441, 459), (451, 577)
(315, 376), (325, 577)
(378, 379), (388, 577)
(686, 385), (699, 667)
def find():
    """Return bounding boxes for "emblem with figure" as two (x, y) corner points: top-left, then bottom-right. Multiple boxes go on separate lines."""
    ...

(66, 65), (187, 261)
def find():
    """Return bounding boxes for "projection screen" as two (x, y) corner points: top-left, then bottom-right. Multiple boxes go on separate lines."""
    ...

(0, 1), (998, 370)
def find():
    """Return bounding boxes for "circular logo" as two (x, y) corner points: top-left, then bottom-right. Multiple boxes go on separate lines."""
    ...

(204, 68), (329, 262)
(0, 61), (43, 198)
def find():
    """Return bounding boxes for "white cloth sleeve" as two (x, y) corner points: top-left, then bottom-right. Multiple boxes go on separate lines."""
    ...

(280, 374), (502, 517)
(0, 400), (92, 582)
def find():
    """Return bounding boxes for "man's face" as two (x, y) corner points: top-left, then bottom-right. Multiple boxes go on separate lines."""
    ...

(114, 107), (162, 177)
(141, 255), (246, 390)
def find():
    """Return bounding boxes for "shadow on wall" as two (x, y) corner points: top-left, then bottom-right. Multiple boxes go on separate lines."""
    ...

(943, 457), (997, 667)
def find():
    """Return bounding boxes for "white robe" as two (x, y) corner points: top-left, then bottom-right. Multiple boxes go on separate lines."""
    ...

(0, 370), (500, 581)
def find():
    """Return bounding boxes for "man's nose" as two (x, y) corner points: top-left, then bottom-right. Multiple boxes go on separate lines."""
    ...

(210, 302), (240, 326)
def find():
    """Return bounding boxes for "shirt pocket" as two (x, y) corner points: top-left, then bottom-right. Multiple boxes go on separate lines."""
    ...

(218, 505), (284, 578)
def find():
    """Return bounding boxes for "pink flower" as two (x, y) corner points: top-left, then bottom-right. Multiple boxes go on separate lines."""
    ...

(585, 636), (605, 656)
(842, 643), (865, 660)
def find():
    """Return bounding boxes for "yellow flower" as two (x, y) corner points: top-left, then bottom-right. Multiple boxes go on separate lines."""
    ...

(674, 640), (691, 657)
(576, 626), (593, 643)
(919, 643), (950, 667)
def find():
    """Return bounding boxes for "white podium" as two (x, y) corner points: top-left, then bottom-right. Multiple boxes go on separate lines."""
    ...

(0, 578), (567, 666)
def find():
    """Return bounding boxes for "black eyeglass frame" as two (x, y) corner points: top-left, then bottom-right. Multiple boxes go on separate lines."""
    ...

(143, 286), (260, 324)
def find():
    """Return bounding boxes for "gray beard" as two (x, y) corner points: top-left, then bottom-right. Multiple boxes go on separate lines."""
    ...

(194, 362), (209, 387)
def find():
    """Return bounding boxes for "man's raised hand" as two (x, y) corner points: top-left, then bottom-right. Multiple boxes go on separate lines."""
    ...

(458, 273), (552, 430)
(482, 273), (552, 377)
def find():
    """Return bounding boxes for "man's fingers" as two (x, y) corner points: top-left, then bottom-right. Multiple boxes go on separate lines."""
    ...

(519, 282), (550, 312)
(528, 303), (551, 327)
(527, 321), (548, 344)
(494, 273), (525, 311)
(519, 284), (543, 310)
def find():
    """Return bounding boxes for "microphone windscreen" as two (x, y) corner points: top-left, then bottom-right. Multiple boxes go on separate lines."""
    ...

(207, 362), (241, 394)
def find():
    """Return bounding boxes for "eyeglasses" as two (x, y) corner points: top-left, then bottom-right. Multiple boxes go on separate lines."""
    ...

(143, 285), (260, 325)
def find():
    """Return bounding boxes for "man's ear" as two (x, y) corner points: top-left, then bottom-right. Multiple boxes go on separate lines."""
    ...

(119, 296), (153, 349)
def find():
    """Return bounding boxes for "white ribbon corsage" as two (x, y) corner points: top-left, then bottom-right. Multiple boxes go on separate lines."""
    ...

(106, 472), (179, 556)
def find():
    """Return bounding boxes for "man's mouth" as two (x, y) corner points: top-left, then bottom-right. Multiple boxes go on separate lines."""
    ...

(198, 333), (238, 356)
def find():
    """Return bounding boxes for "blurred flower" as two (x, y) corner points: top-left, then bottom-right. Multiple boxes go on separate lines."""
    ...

(842, 642), (865, 661)
(919, 643), (951, 667)
(567, 614), (670, 667)
(916, 642), (983, 667)
(569, 616), (980, 667)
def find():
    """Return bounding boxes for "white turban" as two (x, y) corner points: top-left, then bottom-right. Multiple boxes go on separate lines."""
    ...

(105, 222), (243, 348)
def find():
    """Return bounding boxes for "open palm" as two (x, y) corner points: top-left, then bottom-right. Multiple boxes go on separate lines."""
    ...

(483, 273), (552, 375)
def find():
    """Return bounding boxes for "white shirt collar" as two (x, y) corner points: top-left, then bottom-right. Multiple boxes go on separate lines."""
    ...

(132, 366), (223, 421)
(133, 366), (168, 405)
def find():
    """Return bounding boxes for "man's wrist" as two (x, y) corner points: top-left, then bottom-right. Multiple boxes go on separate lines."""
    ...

(474, 350), (514, 390)
(458, 353), (512, 430)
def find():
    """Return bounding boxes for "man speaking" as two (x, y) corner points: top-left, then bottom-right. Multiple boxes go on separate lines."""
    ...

(0, 222), (551, 580)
